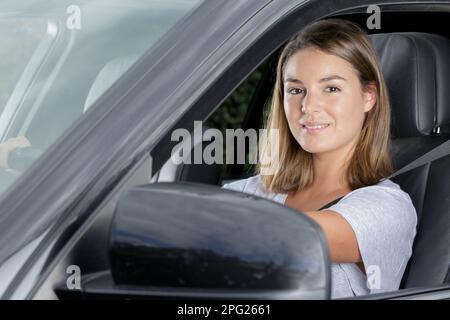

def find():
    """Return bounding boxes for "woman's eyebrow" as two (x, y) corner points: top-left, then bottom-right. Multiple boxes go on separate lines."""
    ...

(284, 75), (347, 84)
(319, 75), (347, 82)
(284, 77), (303, 84)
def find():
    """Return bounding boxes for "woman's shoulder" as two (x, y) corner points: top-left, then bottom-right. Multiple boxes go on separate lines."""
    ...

(350, 178), (412, 203)
(333, 178), (417, 227)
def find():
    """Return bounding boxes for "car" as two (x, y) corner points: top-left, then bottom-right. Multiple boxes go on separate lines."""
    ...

(0, 0), (449, 300)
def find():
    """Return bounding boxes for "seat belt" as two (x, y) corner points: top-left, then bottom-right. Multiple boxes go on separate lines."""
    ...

(319, 197), (343, 210)
(319, 138), (450, 210)
(386, 138), (450, 180)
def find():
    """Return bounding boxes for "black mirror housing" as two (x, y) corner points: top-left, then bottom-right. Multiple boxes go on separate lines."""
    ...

(110, 182), (331, 299)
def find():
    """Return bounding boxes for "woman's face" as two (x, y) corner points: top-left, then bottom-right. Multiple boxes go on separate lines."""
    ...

(283, 48), (376, 156)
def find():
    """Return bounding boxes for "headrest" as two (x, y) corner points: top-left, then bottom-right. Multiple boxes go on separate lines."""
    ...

(370, 33), (450, 137)
(84, 55), (138, 112)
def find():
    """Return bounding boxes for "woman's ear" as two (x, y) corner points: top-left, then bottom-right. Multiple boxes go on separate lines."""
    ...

(363, 83), (377, 112)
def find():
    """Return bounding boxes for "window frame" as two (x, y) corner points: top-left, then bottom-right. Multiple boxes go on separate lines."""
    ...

(0, 18), (60, 142)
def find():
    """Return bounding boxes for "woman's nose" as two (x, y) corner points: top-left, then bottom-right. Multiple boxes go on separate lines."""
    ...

(301, 91), (321, 114)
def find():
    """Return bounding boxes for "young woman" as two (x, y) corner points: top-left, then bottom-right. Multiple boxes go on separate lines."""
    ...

(223, 19), (417, 299)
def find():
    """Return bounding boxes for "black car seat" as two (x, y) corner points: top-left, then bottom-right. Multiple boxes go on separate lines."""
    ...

(371, 33), (450, 289)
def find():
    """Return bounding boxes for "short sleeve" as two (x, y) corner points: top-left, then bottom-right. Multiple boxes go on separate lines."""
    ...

(222, 179), (247, 193)
(222, 175), (286, 204)
(327, 181), (417, 294)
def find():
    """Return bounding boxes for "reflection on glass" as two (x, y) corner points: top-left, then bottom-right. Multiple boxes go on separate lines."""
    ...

(0, 0), (202, 195)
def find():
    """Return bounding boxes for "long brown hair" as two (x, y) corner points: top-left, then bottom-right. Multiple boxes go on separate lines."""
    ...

(258, 19), (393, 193)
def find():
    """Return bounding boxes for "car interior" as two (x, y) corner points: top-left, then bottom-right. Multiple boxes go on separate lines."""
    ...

(148, 11), (450, 292)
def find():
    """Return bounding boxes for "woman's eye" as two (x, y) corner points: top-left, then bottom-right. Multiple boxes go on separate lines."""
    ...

(325, 86), (341, 93)
(288, 88), (305, 95)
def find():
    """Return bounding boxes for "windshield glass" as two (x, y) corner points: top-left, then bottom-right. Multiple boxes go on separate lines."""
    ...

(0, 0), (202, 195)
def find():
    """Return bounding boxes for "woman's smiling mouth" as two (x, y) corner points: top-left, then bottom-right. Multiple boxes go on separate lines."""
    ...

(301, 122), (330, 134)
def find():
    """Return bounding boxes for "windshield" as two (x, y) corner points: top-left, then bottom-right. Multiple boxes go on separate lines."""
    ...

(0, 0), (202, 195)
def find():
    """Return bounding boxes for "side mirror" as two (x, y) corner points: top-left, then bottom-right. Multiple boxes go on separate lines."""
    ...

(109, 182), (331, 299)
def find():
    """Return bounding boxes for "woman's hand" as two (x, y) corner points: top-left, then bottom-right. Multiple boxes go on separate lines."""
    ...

(0, 136), (31, 169)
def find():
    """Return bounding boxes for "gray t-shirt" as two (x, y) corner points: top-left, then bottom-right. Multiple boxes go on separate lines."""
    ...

(222, 175), (417, 299)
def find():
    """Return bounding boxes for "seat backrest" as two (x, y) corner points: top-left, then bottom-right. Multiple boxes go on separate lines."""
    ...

(370, 32), (450, 288)
(84, 55), (139, 112)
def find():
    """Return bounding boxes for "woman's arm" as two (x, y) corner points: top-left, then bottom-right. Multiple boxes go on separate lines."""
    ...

(303, 210), (362, 264)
